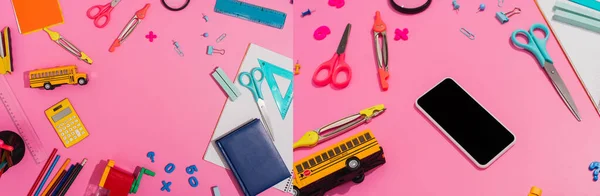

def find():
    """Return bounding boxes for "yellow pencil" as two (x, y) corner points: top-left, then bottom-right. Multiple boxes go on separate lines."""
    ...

(41, 158), (70, 195)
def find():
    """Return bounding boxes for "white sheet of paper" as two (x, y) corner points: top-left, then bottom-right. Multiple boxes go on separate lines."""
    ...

(537, 0), (600, 114)
(203, 43), (294, 193)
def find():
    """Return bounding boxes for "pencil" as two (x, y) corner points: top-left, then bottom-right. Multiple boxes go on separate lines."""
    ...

(41, 158), (70, 196)
(34, 155), (60, 196)
(57, 158), (87, 196)
(28, 148), (57, 196)
(51, 165), (74, 196)
(45, 169), (67, 196)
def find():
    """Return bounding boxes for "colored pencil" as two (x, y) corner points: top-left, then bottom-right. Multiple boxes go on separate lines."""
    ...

(42, 158), (70, 196)
(34, 155), (60, 196)
(45, 170), (65, 196)
(57, 158), (87, 196)
(28, 148), (57, 196)
(51, 165), (74, 196)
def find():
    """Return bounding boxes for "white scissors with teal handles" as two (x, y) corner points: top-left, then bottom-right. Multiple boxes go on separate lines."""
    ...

(239, 67), (275, 140)
(510, 23), (580, 121)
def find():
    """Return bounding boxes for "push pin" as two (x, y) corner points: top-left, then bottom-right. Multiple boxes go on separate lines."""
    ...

(496, 7), (521, 24)
(207, 45), (225, 55)
(301, 9), (315, 17)
(172, 40), (184, 56)
(203, 13), (209, 22)
(294, 60), (300, 75)
(146, 151), (155, 163)
(202, 32), (209, 37)
(476, 3), (485, 13)
(452, 0), (460, 11)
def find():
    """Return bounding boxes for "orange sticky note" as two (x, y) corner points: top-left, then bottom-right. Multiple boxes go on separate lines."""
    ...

(11, 0), (64, 35)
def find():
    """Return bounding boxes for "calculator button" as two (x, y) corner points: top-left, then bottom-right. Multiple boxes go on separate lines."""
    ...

(76, 130), (81, 136)
(70, 138), (73, 141)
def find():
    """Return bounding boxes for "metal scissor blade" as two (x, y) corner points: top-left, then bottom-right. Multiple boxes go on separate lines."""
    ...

(257, 99), (275, 141)
(337, 24), (351, 54)
(544, 63), (581, 121)
(111, 0), (121, 7)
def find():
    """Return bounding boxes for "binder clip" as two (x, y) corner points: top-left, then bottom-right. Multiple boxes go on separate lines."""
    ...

(496, 7), (521, 24)
(0, 27), (13, 75)
(207, 45), (225, 55)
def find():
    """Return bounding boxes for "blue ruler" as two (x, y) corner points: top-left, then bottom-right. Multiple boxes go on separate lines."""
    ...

(214, 0), (287, 29)
(259, 59), (293, 119)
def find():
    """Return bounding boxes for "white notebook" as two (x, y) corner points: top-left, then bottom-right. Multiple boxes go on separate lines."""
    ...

(536, 0), (600, 115)
(204, 43), (294, 193)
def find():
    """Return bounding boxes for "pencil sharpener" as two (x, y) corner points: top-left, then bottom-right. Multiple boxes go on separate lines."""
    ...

(496, 12), (509, 24)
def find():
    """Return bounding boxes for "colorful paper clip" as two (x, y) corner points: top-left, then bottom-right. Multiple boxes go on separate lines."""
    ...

(496, 7), (521, 24)
(216, 33), (226, 43)
(43, 28), (93, 65)
(0, 27), (13, 74)
(460, 28), (475, 40)
(212, 67), (241, 101)
(207, 46), (225, 55)
(109, 4), (150, 52)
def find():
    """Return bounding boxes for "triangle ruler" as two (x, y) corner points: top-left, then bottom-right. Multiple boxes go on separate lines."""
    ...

(258, 58), (293, 119)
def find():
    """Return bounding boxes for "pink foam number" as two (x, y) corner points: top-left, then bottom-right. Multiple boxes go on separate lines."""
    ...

(394, 28), (409, 41)
(328, 0), (345, 8)
(314, 26), (331, 40)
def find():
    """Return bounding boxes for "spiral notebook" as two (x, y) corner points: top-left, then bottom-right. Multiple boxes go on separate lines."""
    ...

(204, 43), (293, 193)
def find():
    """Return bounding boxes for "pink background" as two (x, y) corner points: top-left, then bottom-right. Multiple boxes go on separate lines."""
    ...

(294, 0), (600, 195)
(0, 0), (291, 195)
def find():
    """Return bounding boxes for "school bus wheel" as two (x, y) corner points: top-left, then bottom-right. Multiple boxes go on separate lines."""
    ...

(345, 157), (361, 171)
(43, 83), (54, 90)
(292, 186), (300, 196)
(77, 78), (87, 85)
(352, 173), (365, 184)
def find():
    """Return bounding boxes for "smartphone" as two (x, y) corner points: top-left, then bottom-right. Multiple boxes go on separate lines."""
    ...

(416, 78), (515, 168)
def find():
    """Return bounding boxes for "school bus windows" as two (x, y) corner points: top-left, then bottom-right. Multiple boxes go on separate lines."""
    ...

(308, 159), (316, 167)
(321, 152), (328, 161)
(334, 147), (341, 154)
(302, 162), (309, 169)
(364, 132), (372, 140)
(315, 156), (323, 164)
(358, 136), (366, 143)
(340, 144), (348, 151)
(352, 138), (359, 146)
(327, 150), (334, 157)
(346, 141), (353, 148)
(296, 165), (303, 173)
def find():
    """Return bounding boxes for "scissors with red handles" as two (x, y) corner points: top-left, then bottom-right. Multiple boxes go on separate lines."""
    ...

(312, 23), (352, 89)
(87, 0), (122, 28)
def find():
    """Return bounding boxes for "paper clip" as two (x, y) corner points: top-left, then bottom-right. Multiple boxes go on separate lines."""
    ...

(43, 28), (93, 65)
(172, 40), (184, 56)
(216, 33), (226, 43)
(496, 7), (521, 24)
(207, 46), (225, 55)
(498, 0), (503, 7)
(460, 28), (475, 40)
(212, 67), (241, 101)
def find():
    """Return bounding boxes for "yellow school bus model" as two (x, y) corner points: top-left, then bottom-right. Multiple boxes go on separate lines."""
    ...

(292, 129), (386, 196)
(27, 65), (88, 90)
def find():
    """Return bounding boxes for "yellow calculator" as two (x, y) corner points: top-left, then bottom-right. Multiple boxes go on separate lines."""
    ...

(45, 98), (88, 148)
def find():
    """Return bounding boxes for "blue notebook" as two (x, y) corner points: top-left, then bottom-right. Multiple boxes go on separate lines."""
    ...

(216, 118), (290, 196)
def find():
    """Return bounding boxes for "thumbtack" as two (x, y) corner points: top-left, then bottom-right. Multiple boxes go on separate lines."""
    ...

(207, 45), (225, 55)
(476, 3), (485, 13)
(301, 9), (315, 17)
(172, 40), (184, 57)
(496, 7), (521, 24)
(202, 32), (209, 37)
(203, 13), (209, 22)
(146, 151), (155, 163)
(294, 60), (300, 75)
(452, 0), (460, 11)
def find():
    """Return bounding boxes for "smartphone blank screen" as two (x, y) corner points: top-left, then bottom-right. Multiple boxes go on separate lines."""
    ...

(417, 78), (515, 167)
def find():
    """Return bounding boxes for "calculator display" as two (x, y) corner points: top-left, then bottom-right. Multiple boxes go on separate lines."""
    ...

(51, 107), (72, 122)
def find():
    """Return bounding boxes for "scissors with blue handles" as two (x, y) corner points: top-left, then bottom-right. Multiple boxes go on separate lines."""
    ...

(87, 0), (121, 28)
(510, 23), (580, 121)
(239, 67), (275, 141)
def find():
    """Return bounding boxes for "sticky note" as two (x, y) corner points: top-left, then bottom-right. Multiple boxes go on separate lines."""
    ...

(11, 0), (65, 34)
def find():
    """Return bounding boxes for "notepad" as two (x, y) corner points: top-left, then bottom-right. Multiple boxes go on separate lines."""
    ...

(216, 118), (290, 196)
(11, 0), (65, 34)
